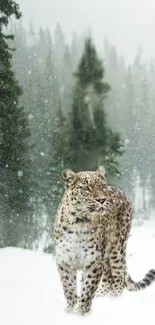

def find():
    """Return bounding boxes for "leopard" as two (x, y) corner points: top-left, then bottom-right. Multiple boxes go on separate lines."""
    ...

(53, 166), (155, 315)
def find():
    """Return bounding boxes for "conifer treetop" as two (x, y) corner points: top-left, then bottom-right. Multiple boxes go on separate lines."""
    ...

(75, 38), (110, 95)
(0, 0), (21, 29)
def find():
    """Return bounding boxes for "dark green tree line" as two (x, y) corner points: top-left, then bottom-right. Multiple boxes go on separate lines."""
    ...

(0, 0), (34, 247)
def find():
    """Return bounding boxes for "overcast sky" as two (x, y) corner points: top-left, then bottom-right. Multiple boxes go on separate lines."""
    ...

(18, 0), (155, 63)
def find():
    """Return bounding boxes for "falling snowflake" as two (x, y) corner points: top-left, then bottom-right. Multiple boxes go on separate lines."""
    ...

(124, 139), (130, 145)
(28, 114), (34, 120)
(18, 170), (23, 177)
(84, 95), (90, 104)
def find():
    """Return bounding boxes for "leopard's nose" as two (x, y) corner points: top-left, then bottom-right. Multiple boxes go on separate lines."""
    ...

(96, 198), (106, 205)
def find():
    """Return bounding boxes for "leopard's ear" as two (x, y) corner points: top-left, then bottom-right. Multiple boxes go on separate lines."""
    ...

(61, 169), (76, 182)
(97, 165), (106, 178)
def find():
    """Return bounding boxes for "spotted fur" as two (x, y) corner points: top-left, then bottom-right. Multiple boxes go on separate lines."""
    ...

(54, 167), (155, 315)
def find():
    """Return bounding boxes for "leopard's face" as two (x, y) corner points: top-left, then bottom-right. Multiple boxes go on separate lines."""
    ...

(62, 167), (116, 217)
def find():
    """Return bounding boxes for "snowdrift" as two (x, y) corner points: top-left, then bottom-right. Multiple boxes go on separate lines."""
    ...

(0, 220), (155, 325)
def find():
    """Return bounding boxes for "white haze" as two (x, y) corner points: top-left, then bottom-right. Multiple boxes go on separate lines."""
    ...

(18, 0), (155, 63)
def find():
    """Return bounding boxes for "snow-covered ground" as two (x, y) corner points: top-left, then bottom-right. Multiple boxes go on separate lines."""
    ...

(1, 220), (155, 325)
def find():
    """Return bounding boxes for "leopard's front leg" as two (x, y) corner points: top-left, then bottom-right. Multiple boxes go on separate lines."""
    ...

(75, 261), (102, 315)
(57, 262), (77, 312)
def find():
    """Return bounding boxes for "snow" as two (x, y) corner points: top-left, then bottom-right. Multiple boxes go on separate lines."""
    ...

(0, 220), (155, 325)
(17, 170), (23, 177)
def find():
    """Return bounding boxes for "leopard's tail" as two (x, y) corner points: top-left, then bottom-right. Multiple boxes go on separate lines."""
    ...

(125, 268), (155, 291)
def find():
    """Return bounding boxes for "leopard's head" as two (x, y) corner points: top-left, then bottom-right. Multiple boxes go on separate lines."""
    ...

(61, 166), (113, 216)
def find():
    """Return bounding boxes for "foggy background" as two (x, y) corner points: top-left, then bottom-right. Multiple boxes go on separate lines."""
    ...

(1, 0), (155, 251)
(19, 0), (155, 63)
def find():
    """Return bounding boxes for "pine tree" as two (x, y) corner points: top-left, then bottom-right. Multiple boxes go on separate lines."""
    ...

(0, 1), (34, 247)
(67, 38), (124, 178)
(54, 22), (65, 69)
(61, 45), (73, 114)
(47, 101), (67, 252)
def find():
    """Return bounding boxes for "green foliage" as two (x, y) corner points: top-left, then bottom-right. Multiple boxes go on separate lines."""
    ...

(0, 0), (21, 27)
(0, 1), (34, 247)
(65, 38), (124, 177)
(75, 38), (110, 94)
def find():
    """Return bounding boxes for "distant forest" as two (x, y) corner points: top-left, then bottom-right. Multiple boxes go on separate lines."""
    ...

(1, 10), (155, 251)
